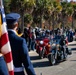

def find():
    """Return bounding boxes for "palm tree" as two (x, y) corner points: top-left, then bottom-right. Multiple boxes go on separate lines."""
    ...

(10, 0), (35, 32)
(33, 0), (54, 28)
(4, 0), (11, 13)
(72, 3), (76, 28)
(60, 2), (73, 29)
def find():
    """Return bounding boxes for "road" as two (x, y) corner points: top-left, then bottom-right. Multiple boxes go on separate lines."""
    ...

(28, 41), (76, 75)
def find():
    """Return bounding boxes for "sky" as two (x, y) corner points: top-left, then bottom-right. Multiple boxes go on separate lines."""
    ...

(68, 0), (76, 2)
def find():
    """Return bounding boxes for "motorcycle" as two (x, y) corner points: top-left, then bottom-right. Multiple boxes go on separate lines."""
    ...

(36, 36), (51, 59)
(47, 39), (59, 65)
(47, 35), (72, 65)
(47, 41), (56, 65)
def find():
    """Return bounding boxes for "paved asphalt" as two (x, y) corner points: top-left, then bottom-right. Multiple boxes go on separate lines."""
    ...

(28, 41), (76, 75)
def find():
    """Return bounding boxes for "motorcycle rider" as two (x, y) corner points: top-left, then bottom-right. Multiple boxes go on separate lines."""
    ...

(45, 30), (51, 39)
(59, 35), (68, 60)
(59, 35), (66, 46)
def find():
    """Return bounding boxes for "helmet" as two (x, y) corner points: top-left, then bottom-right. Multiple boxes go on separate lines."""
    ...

(46, 30), (50, 34)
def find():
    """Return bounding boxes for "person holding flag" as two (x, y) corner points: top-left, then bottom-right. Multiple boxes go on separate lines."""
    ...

(0, 0), (14, 75)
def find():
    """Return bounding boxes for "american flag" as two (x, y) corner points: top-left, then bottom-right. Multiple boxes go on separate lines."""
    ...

(0, 0), (14, 75)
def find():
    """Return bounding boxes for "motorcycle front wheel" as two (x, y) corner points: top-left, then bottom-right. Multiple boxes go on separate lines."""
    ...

(48, 53), (56, 66)
(39, 49), (44, 59)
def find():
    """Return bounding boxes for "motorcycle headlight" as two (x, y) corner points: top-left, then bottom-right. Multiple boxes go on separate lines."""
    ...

(52, 43), (56, 47)
(52, 43), (56, 49)
(39, 41), (44, 44)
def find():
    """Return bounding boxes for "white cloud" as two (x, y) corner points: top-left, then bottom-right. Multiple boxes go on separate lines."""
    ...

(68, 0), (76, 2)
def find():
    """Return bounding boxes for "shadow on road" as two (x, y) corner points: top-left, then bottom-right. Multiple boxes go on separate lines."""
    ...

(30, 55), (52, 67)
(71, 48), (76, 50)
(32, 61), (50, 68)
(68, 44), (76, 46)
(70, 60), (76, 61)
(30, 55), (40, 60)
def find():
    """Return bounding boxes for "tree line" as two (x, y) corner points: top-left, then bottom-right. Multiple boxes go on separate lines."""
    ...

(4, 0), (76, 30)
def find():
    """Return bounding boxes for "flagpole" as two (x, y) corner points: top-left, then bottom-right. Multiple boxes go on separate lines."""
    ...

(0, 0), (2, 37)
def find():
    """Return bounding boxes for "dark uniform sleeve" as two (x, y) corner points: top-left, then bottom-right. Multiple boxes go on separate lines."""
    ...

(20, 39), (36, 75)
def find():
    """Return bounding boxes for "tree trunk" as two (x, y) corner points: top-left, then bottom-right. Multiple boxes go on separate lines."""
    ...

(21, 12), (24, 33)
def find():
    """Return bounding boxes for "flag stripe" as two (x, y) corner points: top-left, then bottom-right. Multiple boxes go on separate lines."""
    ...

(0, 33), (8, 48)
(4, 52), (12, 63)
(2, 23), (7, 35)
(7, 61), (14, 71)
(0, 0), (14, 75)
(9, 71), (14, 75)
(1, 41), (11, 54)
